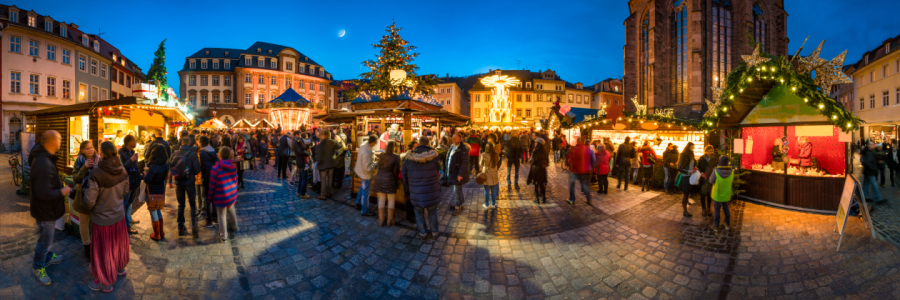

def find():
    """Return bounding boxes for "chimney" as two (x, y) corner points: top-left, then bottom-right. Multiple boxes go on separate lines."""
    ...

(70, 23), (79, 29)
(446, 73), (449, 79)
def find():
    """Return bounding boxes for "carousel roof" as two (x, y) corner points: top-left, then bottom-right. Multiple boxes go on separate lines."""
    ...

(270, 88), (309, 105)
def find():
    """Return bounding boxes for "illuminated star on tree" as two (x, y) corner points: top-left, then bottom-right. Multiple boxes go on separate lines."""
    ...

(741, 44), (770, 68)
(813, 50), (853, 92)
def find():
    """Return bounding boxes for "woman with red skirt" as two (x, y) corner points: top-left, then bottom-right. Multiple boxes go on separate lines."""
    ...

(82, 141), (131, 292)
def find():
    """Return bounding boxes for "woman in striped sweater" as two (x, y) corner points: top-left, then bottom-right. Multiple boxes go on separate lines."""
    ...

(208, 147), (239, 242)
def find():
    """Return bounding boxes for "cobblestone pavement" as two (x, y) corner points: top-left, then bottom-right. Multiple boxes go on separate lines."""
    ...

(1, 155), (899, 300)
(850, 153), (900, 247)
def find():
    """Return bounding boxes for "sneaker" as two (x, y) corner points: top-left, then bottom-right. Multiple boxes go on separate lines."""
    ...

(567, 199), (575, 206)
(218, 235), (227, 242)
(709, 224), (719, 234)
(483, 204), (489, 210)
(300, 194), (310, 199)
(204, 222), (217, 228)
(117, 269), (127, 276)
(490, 205), (497, 209)
(33, 268), (51, 285)
(362, 211), (377, 217)
(88, 280), (114, 293)
(46, 253), (63, 266)
(723, 224), (731, 231)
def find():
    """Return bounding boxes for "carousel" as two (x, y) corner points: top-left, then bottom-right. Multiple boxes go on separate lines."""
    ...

(255, 87), (327, 131)
(196, 117), (228, 129)
(231, 118), (275, 129)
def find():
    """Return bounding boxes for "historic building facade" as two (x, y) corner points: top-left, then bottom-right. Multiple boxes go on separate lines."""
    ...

(623, 0), (788, 118)
(591, 78), (624, 107)
(434, 79), (462, 115)
(1, 5), (143, 150)
(845, 34), (900, 143)
(178, 42), (337, 125)
(468, 69), (595, 126)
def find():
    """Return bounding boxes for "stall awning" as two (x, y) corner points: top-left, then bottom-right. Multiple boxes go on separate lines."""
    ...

(24, 97), (192, 124)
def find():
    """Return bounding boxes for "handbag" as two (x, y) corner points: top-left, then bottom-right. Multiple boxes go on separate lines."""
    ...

(241, 160), (250, 170)
(136, 181), (147, 203)
(476, 173), (487, 185)
(675, 173), (683, 187)
(147, 192), (166, 210)
(689, 171), (701, 185)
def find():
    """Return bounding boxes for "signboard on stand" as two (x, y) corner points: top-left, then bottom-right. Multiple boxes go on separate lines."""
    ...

(834, 174), (877, 252)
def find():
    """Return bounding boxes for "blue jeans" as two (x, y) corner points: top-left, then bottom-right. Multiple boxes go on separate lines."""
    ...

(713, 201), (731, 226)
(864, 175), (883, 202)
(663, 167), (671, 190)
(413, 205), (438, 236)
(506, 161), (519, 184)
(483, 184), (499, 206)
(124, 185), (139, 227)
(617, 166), (632, 189)
(453, 185), (465, 206)
(176, 184), (197, 231)
(357, 179), (372, 214)
(553, 150), (560, 162)
(149, 210), (162, 222)
(33, 220), (56, 269)
(297, 168), (309, 196)
(569, 173), (592, 202)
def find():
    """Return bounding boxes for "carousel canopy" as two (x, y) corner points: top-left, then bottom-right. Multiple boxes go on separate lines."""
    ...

(271, 88), (309, 105)
(256, 88), (325, 111)
(231, 119), (275, 129)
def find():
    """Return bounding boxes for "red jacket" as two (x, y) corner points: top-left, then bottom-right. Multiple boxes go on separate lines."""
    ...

(594, 150), (610, 175)
(567, 143), (593, 174)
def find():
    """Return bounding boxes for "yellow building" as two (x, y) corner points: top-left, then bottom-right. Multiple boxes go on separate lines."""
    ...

(468, 69), (593, 126)
(846, 34), (900, 143)
(433, 80), (462, 114)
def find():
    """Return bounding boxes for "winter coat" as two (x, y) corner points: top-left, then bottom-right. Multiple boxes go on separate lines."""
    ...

(662, 148), (679, 169)
(466, 136), (481, 156)
(401, 145), (442, 208)
(276, 135), (291, 157)
(29, 144), (66, 221)
(313, 139), (339, 170)
(295, 139), (310, 168)
(258, 142), (269, 159)
(83, 156), (130, 226)
(144, 137), (171, 161)
(551, 137), (562, 150)
(334, 137), (347, 167)
(862, 149), (880, 177)
(504, 137), (522, 165)
(446, 143), (470, 185)
(118, 147), (142, 188)
(772, 146), (785, 163)
(639, 146), (657, 166)
(143, 163), (168, 195)
(594, 150), (611, 175)
(479, 150), (500, 186)
(677, 151), (698, 192)
(169, 145), (200, 186)
(354, 143), (376, 180)
(567, 143), (594, 174)
(527, 144), (549, 185)
(697, 154), (716, 193)
(616, 143), (636, 167)
(798, 142), (813, 167)
(372, 152), (400, 194)
(209, 160), (238, 208)
(199, 145), (219, 183)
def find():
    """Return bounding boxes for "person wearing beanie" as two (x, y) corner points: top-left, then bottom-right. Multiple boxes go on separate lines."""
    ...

(708, 155), (734, 233)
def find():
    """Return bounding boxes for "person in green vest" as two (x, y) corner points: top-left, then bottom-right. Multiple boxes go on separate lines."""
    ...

(709, 155), (734, 233)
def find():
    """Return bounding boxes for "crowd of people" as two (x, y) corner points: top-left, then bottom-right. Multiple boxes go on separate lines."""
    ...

(859, 138), (899, 205)
(27, 124), (739, 291)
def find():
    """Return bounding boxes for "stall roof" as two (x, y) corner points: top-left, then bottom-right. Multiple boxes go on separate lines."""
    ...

(313, 109), (469, 125)
(567, 107), (601, 124)
(25, 97), (191, 123)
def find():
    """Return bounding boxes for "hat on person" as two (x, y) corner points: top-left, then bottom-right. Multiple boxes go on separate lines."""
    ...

(718, 155), (731, 167)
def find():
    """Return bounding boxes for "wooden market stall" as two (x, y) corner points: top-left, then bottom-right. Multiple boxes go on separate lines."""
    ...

(25, 97), (193, 174)
(314, 96), (469, 221)
(197, 118), (228, 129)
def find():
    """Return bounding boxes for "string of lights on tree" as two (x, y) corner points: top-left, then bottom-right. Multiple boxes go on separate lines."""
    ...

(353, 21), (438, 99)
(700, 40), (859, 132)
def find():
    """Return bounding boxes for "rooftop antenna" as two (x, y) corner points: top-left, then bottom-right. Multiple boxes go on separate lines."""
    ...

(544, 60), (551, 69)
(514, 59), (521, 69)
(97, 27), (106, 37)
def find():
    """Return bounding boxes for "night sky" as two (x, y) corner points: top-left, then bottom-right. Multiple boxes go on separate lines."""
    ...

(16, 0), (900, 94)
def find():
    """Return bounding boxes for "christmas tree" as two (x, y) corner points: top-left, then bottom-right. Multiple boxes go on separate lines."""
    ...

(146, 39), (168, 99)
(357, 21), (437, 99)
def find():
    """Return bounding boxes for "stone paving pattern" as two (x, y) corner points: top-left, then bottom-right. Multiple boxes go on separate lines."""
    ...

(0, 153), (899, 299)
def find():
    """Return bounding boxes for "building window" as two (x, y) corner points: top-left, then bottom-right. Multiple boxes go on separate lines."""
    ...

(299, 65), (305, 73)
(212, 95), (219, 103)
(62, 49), (70, 64)
(118, 71), (124, 84)
(526, 95), (531, 102)
(224, 94), (231, 103)
(29, 74), (40, 95)
(9, 10), (17, 23)
(90, 59), (98, 75)
(100, 88), (108, 100)
(224, 76), (231, 86)
(516, 94), (522, 102)
(189, 95), (196, 106)
(475, 94), (480, 102)
(47, 77), (56, 96)
(100, 63), (107, 79)
(884, 90), (890, 107)
(286, 62), (293, 70)
(201, 61), (207, 69)
(79, 83), (87, 101)
(870, 71), (874, 83)
(286, 77), (292, 87)
(567, 94), (573, 103)
(897, 87), (900, 105)
(201, 95), (208, 106)
(10, 72), (21, 93)
(189, 75), (196, 86)
(526, 109), (532, 117)
(60, 26), (67, 38)
(537, 94), (542, 102)
(126, 76), (132, 88)
(244, 74), (251, 83)
(537, 107), (543, 116)
(258, 93), (264, 104)
(200, 75), (208, 86)
(91, 86), (99, 102)
(212, 76), (219, 86)
(28, 39), (39, 57)
(475, 108), (480, 118)
(45, 21), (52, 32)
(884, 65), (889, 78)
(62, 80), (70, 99)
(190, 61), (196, 69)
(526, 82), (532, 89)
(870, 94), (875, 109)
(860, 98), (864, 110)
(258, 58), (264, 67)
(213, 60), (219, 69)
(258, 75), (264, 84)
(224, 60), (230, 69)
(27, 15), (35, 27)
(245, 93), (252, 104)
(753, 4), (766, 51)
(270, 61), (277, 68)
(271, 77), (277, 85)
(516, 109), (522, 117)
(244, 57), (251, 65)
(712, 0), (732, 92)
(46, 45), (56, 61)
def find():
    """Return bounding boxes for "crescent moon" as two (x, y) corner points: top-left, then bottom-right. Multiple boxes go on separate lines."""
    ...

(338, 30), (346, 37)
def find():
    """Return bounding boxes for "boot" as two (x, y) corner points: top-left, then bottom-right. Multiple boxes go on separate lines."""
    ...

(378, 208), (386, 226)
(158, 216), (165, 239)
(150, 221), (161, 241)
(387, 209), (395, 226)
(84, 244), (91, 261)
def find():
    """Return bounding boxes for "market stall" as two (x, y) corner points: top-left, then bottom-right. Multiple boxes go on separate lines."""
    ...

(255, 88), (326, 131)
(197, 118), (228, 129)
(25, 97), (193, 174)
(701, 45), (860, 212)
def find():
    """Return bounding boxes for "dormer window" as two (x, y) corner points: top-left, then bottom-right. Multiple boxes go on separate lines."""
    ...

(244, 57), (250, 65)
(319, 69), (324, 77)
(286, 62), (292, 71)
(526, 82), (531, 89)
(304, 57), (309, 61)
(270, 60), (277, 68)
(92, 41), (99, 52)
(268, 49), (272, 54)
(224, 60), (230, 69)
(299, 65), (305, 73)
(189, 60), (196, 69)
(213, 60), (219, 69)
(9, 10), (17, 22)
(27, 15), (36, 27)
(45, 21), (52, 32)
(201, 60), (207, 69)
(60, 26), (67, 38)
(258, 58), (264, 67)
(81, 35), (89, 47)
(224, 51), (229, 56)
(256, 48), (261, 53)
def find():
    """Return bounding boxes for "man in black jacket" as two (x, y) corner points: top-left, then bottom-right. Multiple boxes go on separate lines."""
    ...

(170, 137), (201, 237)
(313, 130), (339, 200)
(662, 143), (680, 194)
(402, 136), (442, 241)
(276, 130), (291, 179)
(446, 133), (469, 216)
(862, 141), (885, 204)
(29, 130), (72, 285)
(505, 136), (522, 188)
(616, 137), (636, 191)
(119, 135), (142, 234)
(198, 136), (219, 227)
(144, 129), (171, 161)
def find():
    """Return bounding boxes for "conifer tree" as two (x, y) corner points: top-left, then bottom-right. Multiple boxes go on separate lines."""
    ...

(357, 21), (436, 98)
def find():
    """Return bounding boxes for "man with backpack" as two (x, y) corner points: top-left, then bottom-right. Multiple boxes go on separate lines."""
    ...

(169, 137), (201, 237)
(198, 136), (219, 227)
